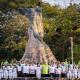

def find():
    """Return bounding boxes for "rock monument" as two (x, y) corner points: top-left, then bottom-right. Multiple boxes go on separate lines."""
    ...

(20, 6), (57, 63)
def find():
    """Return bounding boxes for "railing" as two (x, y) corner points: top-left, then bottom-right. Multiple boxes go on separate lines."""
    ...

(0, 77), (80, 80)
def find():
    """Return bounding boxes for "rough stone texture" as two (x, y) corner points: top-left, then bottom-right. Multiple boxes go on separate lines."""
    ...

(20, 6), (57, 63)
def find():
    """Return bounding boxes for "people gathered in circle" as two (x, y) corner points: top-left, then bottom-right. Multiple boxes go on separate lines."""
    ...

(0, 61), (80, 80)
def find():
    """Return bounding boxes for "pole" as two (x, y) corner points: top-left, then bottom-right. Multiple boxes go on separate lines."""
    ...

(70, 37), (73, 66)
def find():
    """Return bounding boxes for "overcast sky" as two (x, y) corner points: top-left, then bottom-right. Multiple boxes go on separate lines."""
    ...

(42, 0), (80, 8)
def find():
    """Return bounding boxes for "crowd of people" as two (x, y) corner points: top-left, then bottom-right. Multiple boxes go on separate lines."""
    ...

(0, 61), (80, 80)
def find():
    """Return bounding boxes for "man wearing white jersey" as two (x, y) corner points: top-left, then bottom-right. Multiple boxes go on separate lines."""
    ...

(13, 65), (17, 79)
(20, 61), (26, 77)
(55, 64), (61, 80)
(36, 63), (42, 79)
(29, 63), (36, 77)
(67, 67), (73, 79)
(17, 63), (22, 77)
(22, 63), (29, 77)
(49, 64), (56, 79)
(72, 66), (78, 79)
(61, 63), (67, 80)
(78, 66), (80, 79)
(0, 66), (3, 80)
(3, 65), (8, 79)
(8, 65), (13, 79)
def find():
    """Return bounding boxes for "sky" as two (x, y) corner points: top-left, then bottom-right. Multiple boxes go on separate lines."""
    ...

(42, 0), (80, 8)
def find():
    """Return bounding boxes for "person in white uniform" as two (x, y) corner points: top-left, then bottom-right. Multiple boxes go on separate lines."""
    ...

(78, 66), (80, 79)
(3, 65), (8, 79)
(20, 61), (26, 77)
(17, 63), (22, 77)
(22, 63), (29, 77)
(8, 65), (13, 79)
(61, 63), (67, 80)
(36, 63), (42, 79)
(55, 65), (61, 80)
(13, 65), (17, 79)
(67, 67), (73, 79)
(0, 66), (3, 80)
(72, 66), (78, 79)
(29, 63), (36, 77)
(49, 64), (56, 79)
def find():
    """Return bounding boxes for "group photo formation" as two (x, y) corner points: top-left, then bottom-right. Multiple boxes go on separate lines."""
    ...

(0, 60), (80, 80)
(0, 0), (80, 80)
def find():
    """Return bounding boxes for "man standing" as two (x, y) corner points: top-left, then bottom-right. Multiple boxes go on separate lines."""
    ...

(17, 63), (22, 77)
(22, 63), (29, 77)
(36, 63), (42, 79)
(41, 62), (50, 78)
(29, 63), (36, 77)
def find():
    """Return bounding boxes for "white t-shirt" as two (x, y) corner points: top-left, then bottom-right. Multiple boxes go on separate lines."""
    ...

(36, 66), (42, 74)
(67, 68), (73, 78)
(8, 67), (13, 73)
(61, 66), (66, 73)
(17, 65), (22, 71)
(73, 68), (78, 75)
(22, 65), (29, 74)
(36, 66), (42, 79)
(13, 67), (17, 78)
(8, 67), (13, 78)
(72, 68), (78, 78)
(78, 69), (80, 78)
(55, 67), (61, 74)
(29, 65), (36, 74)
(3, 67), (8, 78)
(49, 66), (55, 73)
(0, 68), (3, 79)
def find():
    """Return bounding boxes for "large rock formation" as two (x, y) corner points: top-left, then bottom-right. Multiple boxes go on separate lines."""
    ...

(20, 6), (57, 63)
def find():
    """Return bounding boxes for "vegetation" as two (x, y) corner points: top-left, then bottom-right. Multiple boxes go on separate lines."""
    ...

(0, 0), (80, 63)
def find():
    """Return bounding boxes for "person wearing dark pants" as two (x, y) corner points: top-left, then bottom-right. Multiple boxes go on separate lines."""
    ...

(22, 64), (29, 77)
(17, 63), (22, 77)
(41, 63), (50, 80)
